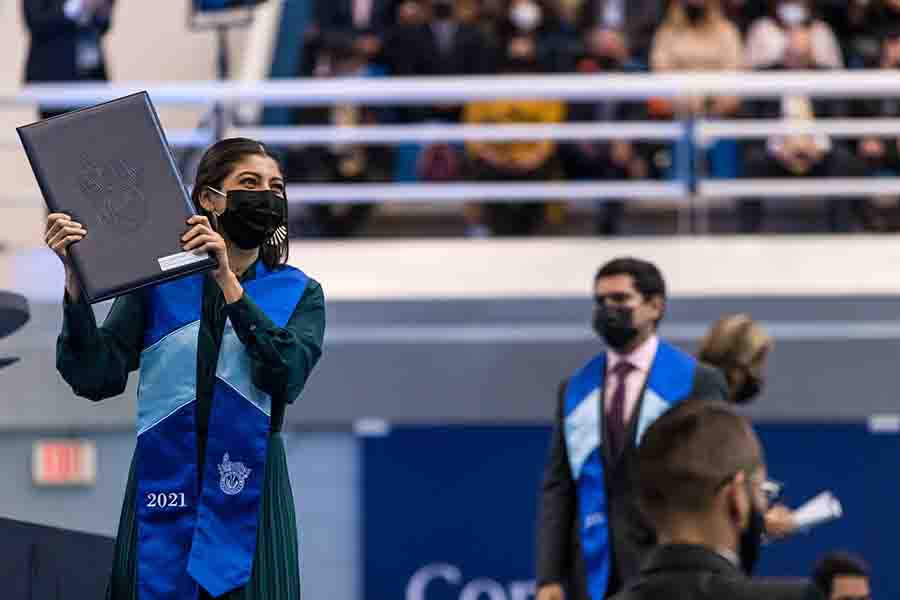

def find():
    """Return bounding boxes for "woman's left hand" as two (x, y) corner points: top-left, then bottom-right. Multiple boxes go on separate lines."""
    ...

(183, 215), (230, 282)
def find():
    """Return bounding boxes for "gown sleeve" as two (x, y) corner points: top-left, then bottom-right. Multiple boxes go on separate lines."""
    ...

(223, 279), (326, 402)
(56, 291), (146, 402)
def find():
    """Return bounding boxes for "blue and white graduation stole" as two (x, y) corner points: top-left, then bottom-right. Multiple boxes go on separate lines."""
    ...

(135, 263), (308, 600)
(562, 340), (696, 600)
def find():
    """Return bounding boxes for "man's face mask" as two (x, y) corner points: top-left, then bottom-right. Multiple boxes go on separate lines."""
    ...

(207, 187), (286, 250)
(738, 477), (766, 575)
(592, 303), (640, 351)
(683, 1), (707, 23)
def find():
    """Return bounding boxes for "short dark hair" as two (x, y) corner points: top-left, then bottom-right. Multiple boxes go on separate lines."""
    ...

(595, 257), (667, 304)
(813, 552), (870, 598)
(636, 400), (762, 526)
(191, 138), (289, 271)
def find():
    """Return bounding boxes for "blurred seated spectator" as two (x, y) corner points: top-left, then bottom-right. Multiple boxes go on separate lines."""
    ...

(286, 35), (393, 237)
(744, 0), (843, 69)
(23, 0), (115, 120)
(819, 0), (900, 68)
(495, 0), (577, 72)
(574, 0), (665, 65)
(852, 26), (900, 231)
(812, 552), (872, 600)
(559, 26), (651, 235)
(739, 29), (866, 233)
(462, 35), (565, 236)
(300, 0), (399, 75)
(650, 0), (742, 118)
(382, 0), (493, 122)
(650, 0), (743, 181)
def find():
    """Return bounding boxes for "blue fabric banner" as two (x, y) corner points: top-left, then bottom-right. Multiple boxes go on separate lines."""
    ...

(362, 424), (899, 600)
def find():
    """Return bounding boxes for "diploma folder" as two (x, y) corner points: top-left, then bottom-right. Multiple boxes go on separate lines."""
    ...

(17, 92), (216, 303)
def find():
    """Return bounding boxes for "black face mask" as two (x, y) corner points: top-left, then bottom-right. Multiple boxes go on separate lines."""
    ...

(683, 3), (706, 23)
(210, 188), (285, 250)
(739, 480), (766, 575)
(593, 304), (640, 351)
(433, 1), (454, 20)
(733, 373), (763, 404)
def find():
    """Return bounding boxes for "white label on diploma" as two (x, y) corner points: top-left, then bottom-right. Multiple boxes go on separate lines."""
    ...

(158, 251), (208, 272)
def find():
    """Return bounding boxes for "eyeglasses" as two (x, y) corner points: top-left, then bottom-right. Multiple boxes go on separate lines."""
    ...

(759, 479), (784, 503)
(715, 471), (784, 504)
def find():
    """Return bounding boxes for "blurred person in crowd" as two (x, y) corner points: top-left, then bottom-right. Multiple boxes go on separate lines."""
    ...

(462, 35), (565, 236)
(576, 0), (665, 64)
(287, 34), (392, 237)
(574, 0), (664, 65)
(496, 0), (576, 72)
(536, 258), (727, 600)
(650, 0), (742, 117)
(610, 400), (825, 600)
(744, 0), (843, 69)
(649, 0), (742, 182)
(852, 26), (900, 230)
(739, 28), (866, 232)
(813, 552), (872, 600)
(818, 0), (900, 67)
(382, 0), (492, 121)
(23, 0), (115, 120)
(300, 0), (398, 75)
(560, 26), (651, 235)
(697, 314), (773, 405)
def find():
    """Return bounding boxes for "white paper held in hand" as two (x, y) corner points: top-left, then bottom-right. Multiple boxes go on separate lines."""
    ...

(792, 491), (843, 530)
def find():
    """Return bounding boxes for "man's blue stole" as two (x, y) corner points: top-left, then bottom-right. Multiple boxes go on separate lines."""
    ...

(134, 263), (308, 600)
(563, 340), (696, 600)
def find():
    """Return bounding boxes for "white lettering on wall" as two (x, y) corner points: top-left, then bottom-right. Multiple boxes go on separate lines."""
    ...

(406, 564), (537, 600)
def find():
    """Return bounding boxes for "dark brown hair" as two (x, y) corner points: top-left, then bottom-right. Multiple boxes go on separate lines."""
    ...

(191, 138), (289, 271)
(637, 400), (762, 525)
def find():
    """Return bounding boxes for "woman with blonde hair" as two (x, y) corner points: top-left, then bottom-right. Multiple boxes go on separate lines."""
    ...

(698, 314), (798, 539)
(698, 313), (773, 404)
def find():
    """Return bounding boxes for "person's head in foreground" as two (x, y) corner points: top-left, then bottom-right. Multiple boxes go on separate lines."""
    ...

(636, 400), (780, 574)
(191, 137), (290, 270)
(813, 552), (871, 600)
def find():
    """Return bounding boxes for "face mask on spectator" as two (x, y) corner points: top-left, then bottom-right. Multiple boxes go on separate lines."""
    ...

(433, 0), (454, 20)
(510, 1), (542, 32)
(682, 2), (706, 24)
(777, 2), (809, 27)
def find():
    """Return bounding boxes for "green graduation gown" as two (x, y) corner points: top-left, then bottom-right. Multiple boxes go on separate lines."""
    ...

(56, 262), (325, 600)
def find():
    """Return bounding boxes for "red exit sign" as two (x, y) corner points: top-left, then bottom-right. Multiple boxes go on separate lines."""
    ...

(32, 440), (97, 487)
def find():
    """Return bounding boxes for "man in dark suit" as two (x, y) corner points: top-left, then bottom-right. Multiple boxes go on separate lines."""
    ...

(610, 400), (824, 600)
(536, 257), (728, 600)
(381, 0), (491, 121)
(23, 0), (115, 119)
(574, 0), (663, 64)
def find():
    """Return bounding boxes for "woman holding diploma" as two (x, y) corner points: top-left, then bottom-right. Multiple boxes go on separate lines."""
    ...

(47, 138), (325, 600)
